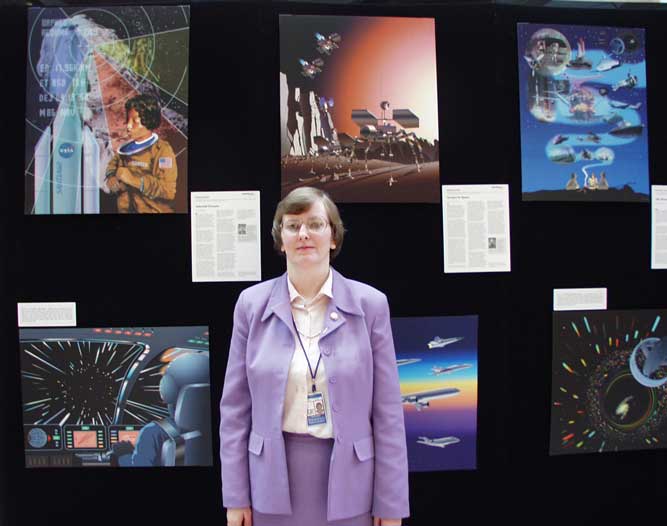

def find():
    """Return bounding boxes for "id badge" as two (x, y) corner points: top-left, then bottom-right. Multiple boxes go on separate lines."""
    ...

(307, 391), (327, 426)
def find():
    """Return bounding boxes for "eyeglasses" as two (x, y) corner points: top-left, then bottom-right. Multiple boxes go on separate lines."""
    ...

(282, 218), (329, 235)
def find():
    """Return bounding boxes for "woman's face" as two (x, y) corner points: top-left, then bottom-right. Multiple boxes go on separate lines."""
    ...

(126, 109), (151, 141)
(280, 199), (335, 270)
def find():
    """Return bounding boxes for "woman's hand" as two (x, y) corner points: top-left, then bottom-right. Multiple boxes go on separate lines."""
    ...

(227, 507), (252, 526)
(373, 518), (401, 526)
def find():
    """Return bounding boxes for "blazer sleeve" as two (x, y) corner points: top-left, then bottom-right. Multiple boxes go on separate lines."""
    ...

(370, 293), (410, 519)
(219, 291), (252, 509)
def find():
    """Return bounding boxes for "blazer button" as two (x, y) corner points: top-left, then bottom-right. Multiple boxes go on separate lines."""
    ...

(329, 376), (336, 384)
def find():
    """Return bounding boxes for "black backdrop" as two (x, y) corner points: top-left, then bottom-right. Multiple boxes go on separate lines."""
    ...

(1, 1), (666, 524)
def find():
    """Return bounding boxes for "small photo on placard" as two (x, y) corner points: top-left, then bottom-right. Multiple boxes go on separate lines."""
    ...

(20, 326), (211, 468)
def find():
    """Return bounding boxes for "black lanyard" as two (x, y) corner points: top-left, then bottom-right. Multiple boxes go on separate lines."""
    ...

(292, 317), (322, 393)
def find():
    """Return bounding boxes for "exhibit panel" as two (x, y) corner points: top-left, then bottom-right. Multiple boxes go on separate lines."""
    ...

(3, 0), (667, 525)
(498, 2), (667, 522)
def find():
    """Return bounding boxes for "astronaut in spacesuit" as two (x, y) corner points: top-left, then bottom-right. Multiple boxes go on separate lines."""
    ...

(111, 352), (209, 467)
(105, 94), (178, 213)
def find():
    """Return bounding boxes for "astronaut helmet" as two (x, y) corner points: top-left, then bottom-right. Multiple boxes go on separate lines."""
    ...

(159, 351), (210, 409)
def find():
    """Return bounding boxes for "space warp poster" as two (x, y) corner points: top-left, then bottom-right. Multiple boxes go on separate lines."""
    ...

(279, 15), (440, 203)
(551, 310), (667, 455)
(19, 326), (212, 468)
(24, 6), (190, 214)
(393, 315), (478, 471)
(518, 23), (649, 202)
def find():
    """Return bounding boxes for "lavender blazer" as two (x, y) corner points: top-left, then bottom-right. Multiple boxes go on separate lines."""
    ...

(219, 268), (410, 521)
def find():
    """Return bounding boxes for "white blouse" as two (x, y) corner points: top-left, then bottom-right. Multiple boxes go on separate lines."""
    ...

(281, 269), (334, 438)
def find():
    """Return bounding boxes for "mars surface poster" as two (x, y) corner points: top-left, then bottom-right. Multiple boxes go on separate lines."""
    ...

(394, 316), (477, 471)
(551, 310), (667, 455)
(25, 6), (190, 214)
(518, 23), (649, 202)
(279, 15), (440, 203)
(20, 326), (211, 468)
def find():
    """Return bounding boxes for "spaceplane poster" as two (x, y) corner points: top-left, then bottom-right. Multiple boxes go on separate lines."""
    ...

(518, 23), (649, 202)
(551, 310), (667, 455)
(24, 6), (190, 214)
(394, 315), (478, 471)
(20, 326), (211, 468)
(279, 15), (440, 203)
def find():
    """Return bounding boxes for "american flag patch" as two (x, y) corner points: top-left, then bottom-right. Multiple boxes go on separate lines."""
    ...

(159, 157), (173, 169)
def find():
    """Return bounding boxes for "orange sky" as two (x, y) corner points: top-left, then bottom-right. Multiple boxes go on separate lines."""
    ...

(401, 379), (477, 411)
(327, 17), (439, 144)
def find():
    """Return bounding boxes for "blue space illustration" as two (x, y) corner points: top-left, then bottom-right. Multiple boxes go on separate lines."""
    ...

(393, 315), (478, 472)
(518, 24), (649, 202)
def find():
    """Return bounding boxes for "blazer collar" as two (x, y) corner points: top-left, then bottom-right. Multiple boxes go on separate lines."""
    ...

(260, 268), (364, 325)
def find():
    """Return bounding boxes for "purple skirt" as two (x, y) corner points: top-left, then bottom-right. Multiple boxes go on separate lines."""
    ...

(252, 433), (372, 526)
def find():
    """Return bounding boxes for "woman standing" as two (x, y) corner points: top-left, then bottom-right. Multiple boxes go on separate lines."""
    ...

(220, 187), (409, 526)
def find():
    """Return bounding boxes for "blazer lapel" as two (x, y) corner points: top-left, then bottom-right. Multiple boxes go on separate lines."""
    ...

(261, 269), (364, 342)
(320, 301), (346, 341)
(260, 273), (296, 337)
(320, 269), (364, 342)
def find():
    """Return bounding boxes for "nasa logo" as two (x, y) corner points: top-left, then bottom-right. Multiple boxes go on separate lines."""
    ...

(58, 143), (75, 159)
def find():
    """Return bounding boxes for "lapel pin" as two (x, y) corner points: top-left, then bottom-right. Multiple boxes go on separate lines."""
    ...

(330, 311), (339, 321)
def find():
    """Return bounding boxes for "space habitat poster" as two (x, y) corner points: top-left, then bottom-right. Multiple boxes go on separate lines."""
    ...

(20, 326), (212, 468)
(551, 310), (667, 455)
(24, 6), (190, 214)
(279, 15), (440, 203)
(518, 23), (649, 202)
(394, 316), (478, 471)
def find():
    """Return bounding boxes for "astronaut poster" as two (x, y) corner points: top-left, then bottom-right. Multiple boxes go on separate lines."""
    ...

(394, 315), (478, 471)
(24, 6), (190, 214)
(20, 326), (212, 468)
(279, 15), (440, 203)
(517, 23), (649, 202)
(551, 310), (667, 455)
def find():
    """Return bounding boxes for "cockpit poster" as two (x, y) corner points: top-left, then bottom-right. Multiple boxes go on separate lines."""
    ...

(551, 310), (667, 455)
(25, 6), (190, 214)
(394, 315), (478, 472)
(279, 15), (440, 203)
(518, 23), (649, 202)
(20, 326), (212, 468)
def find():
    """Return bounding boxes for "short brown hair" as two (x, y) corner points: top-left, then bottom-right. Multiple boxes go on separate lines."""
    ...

(272, 187), (345, 259)
(125, 95), (161, 130)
